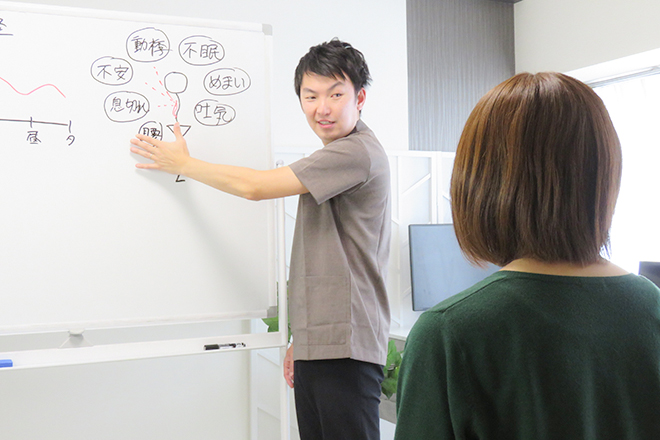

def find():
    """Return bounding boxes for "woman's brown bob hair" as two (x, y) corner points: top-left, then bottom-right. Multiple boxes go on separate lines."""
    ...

(451, 72), (622, 267)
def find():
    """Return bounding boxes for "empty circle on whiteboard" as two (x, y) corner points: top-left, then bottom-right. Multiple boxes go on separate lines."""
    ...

(165, 72), (188, 94)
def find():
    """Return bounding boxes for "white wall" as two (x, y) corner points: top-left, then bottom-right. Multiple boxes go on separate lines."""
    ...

(514, 0), (660, 74)
(0, 1), (407, 439)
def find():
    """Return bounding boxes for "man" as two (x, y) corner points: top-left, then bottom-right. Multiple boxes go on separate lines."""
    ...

(130, 39), (391, 440)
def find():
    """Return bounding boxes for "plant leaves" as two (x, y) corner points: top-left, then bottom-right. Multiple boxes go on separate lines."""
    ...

(386, 340), (402, 368)
(262, 317), (279, 333)
(382, 377), (398, 399)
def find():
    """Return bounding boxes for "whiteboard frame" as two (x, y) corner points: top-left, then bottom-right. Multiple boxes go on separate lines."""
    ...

(0, 0), (289, 355)
(0, 0), (278, 334)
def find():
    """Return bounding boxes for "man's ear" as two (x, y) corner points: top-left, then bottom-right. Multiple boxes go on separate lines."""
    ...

(357, 88), (366, 111)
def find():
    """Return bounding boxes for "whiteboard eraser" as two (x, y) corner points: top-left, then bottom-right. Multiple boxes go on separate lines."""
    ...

(0, 359), (13, 368)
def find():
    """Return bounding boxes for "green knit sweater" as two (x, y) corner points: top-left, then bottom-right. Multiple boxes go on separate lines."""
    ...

(395, 271), (660, 440)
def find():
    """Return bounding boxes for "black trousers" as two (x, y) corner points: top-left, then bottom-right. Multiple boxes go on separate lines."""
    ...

(293, 358), (384, 440)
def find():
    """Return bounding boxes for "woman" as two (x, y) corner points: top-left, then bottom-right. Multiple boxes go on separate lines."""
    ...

(394, 72), (660, 439)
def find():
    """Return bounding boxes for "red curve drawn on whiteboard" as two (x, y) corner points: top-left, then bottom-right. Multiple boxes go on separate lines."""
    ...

(0, 76), (66, 98)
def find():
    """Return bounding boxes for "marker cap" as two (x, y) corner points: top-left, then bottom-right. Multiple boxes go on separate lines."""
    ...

(0, 360), (13, 368)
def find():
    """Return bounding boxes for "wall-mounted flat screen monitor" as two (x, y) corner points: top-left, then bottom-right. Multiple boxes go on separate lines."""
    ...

(409, 224), (500, 311)
(639, 261), (660, 288)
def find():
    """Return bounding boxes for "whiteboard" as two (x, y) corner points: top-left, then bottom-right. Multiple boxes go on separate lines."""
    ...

(0, 2), (275, 333)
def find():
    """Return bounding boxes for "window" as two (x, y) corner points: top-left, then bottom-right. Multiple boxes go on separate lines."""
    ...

(594, 74), (660, 272)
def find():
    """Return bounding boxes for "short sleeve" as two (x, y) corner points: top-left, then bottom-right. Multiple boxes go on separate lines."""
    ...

(289, 137), (371, 205)
(395, 311), (456, 440)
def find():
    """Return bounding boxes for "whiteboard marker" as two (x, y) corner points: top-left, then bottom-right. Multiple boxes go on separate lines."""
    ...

(204, 342), (246, 350)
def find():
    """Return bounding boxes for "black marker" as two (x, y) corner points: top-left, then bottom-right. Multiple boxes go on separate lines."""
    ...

(204, 342), (246, 351)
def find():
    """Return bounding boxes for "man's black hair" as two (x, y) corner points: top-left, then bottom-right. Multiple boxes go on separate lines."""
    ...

(294, 39), (372, 98)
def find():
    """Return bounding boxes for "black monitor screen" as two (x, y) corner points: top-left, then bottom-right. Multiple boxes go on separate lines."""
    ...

(639, 261), (660, 288)
(409, 224), (499, 311)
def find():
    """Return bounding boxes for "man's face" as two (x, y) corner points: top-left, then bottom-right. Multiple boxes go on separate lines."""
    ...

(299, 72), (366, 146)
